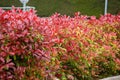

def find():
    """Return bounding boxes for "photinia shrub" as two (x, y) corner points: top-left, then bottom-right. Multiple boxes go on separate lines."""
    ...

(0, 8), (120, 80)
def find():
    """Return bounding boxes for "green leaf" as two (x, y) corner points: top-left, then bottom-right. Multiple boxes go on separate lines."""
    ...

(13, 55), (16, 60)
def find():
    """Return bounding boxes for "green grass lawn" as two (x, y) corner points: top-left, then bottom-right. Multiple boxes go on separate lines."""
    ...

(0, 0), (120, 17)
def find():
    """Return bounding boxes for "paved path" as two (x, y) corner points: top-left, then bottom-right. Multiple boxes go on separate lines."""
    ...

(100, 75), (120, 80)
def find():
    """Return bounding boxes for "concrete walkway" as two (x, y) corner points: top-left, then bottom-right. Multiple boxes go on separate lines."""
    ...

(100, 75), (120, 80)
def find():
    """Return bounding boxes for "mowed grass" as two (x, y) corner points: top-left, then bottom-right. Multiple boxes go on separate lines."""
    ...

(0, 0), (120, 17)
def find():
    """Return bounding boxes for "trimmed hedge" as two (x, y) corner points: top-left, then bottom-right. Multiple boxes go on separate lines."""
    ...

(0, 9), (120, 80)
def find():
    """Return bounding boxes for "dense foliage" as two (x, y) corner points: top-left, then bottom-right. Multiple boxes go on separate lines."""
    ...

(0, 9), (120, 80)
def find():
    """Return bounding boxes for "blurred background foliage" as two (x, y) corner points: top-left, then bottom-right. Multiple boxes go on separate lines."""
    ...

(0, 0), (120, 17)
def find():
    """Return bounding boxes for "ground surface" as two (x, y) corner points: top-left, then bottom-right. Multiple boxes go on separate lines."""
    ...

(100, 75), (120, 80)
(0, 0), (120, 17)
